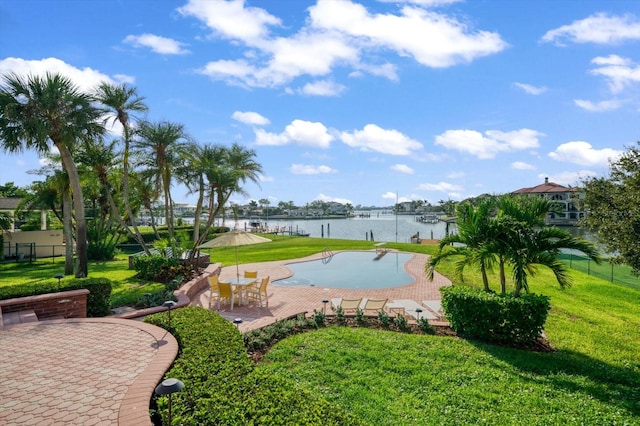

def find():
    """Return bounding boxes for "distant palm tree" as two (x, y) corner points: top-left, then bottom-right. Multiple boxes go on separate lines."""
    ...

(95, 82), (150, 253)
(0, 73), (104, 277)
(134, 121), (189, 241)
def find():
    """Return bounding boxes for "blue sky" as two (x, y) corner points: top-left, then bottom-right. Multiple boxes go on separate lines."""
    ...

(1, 0), (640, 207)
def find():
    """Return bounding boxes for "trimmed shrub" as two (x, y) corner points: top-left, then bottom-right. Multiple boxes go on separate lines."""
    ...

(441, 286), (550, 344)
(0, 277), (112, 317)
(145, 307), (359, 425)
(132, 255), (181, 283)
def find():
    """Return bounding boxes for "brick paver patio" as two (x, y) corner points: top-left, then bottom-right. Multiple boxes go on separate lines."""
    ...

(0, 318), (177, 426)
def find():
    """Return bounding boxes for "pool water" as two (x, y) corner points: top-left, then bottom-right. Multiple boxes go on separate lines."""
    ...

(274, 251), (414, 289)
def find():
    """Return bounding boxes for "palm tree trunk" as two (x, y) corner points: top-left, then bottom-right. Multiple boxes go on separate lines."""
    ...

(499, 257), (506, 294)
(62, 189), (74, 276)
(58, 145), (88, 277)
(480, 261), (490, 291)
(122, 133), (151, 254)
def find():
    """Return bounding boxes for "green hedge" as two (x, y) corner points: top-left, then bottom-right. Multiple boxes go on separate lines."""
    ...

(0, 277), (112, 317)
(145, 307), (360, 425)
(440, 286), (550, 344)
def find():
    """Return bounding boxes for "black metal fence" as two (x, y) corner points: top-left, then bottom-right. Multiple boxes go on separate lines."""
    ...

(558, 253), (639, 290)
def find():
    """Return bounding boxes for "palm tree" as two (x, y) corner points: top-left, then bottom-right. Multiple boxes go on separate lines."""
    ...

(134, 120), (189, 242)
(492, 195), (557, 293)
(0, 72), (104, 277)
(23, 161), (75, 274)
(501, 219), (601, 297)
(94, 82), (150, 253)
(427, 199), (496, 291)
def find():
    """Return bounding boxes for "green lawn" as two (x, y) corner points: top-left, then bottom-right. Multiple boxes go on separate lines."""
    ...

(255, 253), (640, 424)
(0, 254), (164, 307)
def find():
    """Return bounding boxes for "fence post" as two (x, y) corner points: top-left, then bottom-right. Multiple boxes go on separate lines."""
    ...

(611, 262), (614, 283)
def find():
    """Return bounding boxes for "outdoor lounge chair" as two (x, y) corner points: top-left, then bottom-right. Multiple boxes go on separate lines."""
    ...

(247, 276), (270, 307)
(362, 298), (387, 315)
(335, 298), (362, 313)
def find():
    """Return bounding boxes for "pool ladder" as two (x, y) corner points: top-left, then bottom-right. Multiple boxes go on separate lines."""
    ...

(322, 247), (334, 264)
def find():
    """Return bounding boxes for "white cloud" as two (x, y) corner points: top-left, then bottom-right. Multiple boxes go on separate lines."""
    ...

(417, 181), (462, 192)
(315, 193), (352, 204)
(434, 128), (542, 159)
(390, 164), (415, 174)
(232, 111), (270, 126)
(309, 0), (507, 68)
(259, 174), (274, 183)
(123, 34), (190, 55)
(511, 161), (535, 170)
(541, 171), (597, 187)
(446, 171), (464, 179)
(574, 99), (622, 112)
(541, 13), (640, 46)
(178, 0), (281, 45)
(513, 82), (547, 95)
(548, 141), (623, 167)
(290, 164), (337, 175)
(588, 55), (640, 94)
(187, 0), (506, 89)
(341, 124), (423, 155)
(255, 119), (334, 148)
(299, 80), (346, 96)
(0, 57), (113, 91)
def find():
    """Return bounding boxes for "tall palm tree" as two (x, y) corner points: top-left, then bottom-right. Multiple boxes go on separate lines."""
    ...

(0, 72), (104, 277)
(23, 160), (75, 274)
(94, 82), (150, 253)
(134, 120), (189, 241)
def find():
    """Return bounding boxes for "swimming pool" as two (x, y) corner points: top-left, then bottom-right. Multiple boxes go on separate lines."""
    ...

(274, 251), (414, 289)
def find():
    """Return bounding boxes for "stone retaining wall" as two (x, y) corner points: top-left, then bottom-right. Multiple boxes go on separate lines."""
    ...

(113, 263), (221, 319)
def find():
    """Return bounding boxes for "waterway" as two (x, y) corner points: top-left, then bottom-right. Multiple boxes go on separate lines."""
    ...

(232, 211), (447, 243)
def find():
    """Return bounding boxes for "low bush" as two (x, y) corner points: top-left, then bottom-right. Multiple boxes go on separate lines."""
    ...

(0, 277), (112, 317)
(441, 285), (550, 344)
(132, 255), (181, 283)
(145, 307), (358, 425)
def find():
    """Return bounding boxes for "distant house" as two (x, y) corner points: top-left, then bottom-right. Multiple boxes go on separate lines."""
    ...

(512, 177), (585, 226)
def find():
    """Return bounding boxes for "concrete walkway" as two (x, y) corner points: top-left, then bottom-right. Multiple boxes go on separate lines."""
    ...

(190, 250), (451, 331)
(0, 318), (177, 426)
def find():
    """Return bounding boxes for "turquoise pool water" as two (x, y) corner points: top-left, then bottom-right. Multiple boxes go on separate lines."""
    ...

(274, 251), (414, 289)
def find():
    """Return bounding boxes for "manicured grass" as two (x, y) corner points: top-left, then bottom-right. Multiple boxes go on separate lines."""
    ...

(259, 326), (638, 424)
(255, 254), (640, 424)
(200, 235), (438, 267)
(0, 254), (164, 308)
(0, 237), (434, 308)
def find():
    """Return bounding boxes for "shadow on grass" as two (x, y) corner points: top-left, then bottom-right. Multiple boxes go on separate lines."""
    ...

(471, 340), (640, 417)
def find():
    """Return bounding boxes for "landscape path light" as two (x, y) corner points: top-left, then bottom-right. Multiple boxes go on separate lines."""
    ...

(163, 300), (177, 328)
(154, 378), (184, 425)
(54, 274), (64, 289)
(233, 318), (243, 329)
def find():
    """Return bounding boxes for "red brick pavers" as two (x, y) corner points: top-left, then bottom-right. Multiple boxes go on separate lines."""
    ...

(0, 318), (177, 426)
(190, 250), (451, 332)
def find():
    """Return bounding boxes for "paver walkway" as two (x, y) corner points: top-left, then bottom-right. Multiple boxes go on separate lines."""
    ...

(0, 318), (177, 426)
(191, 250), (451, 331)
